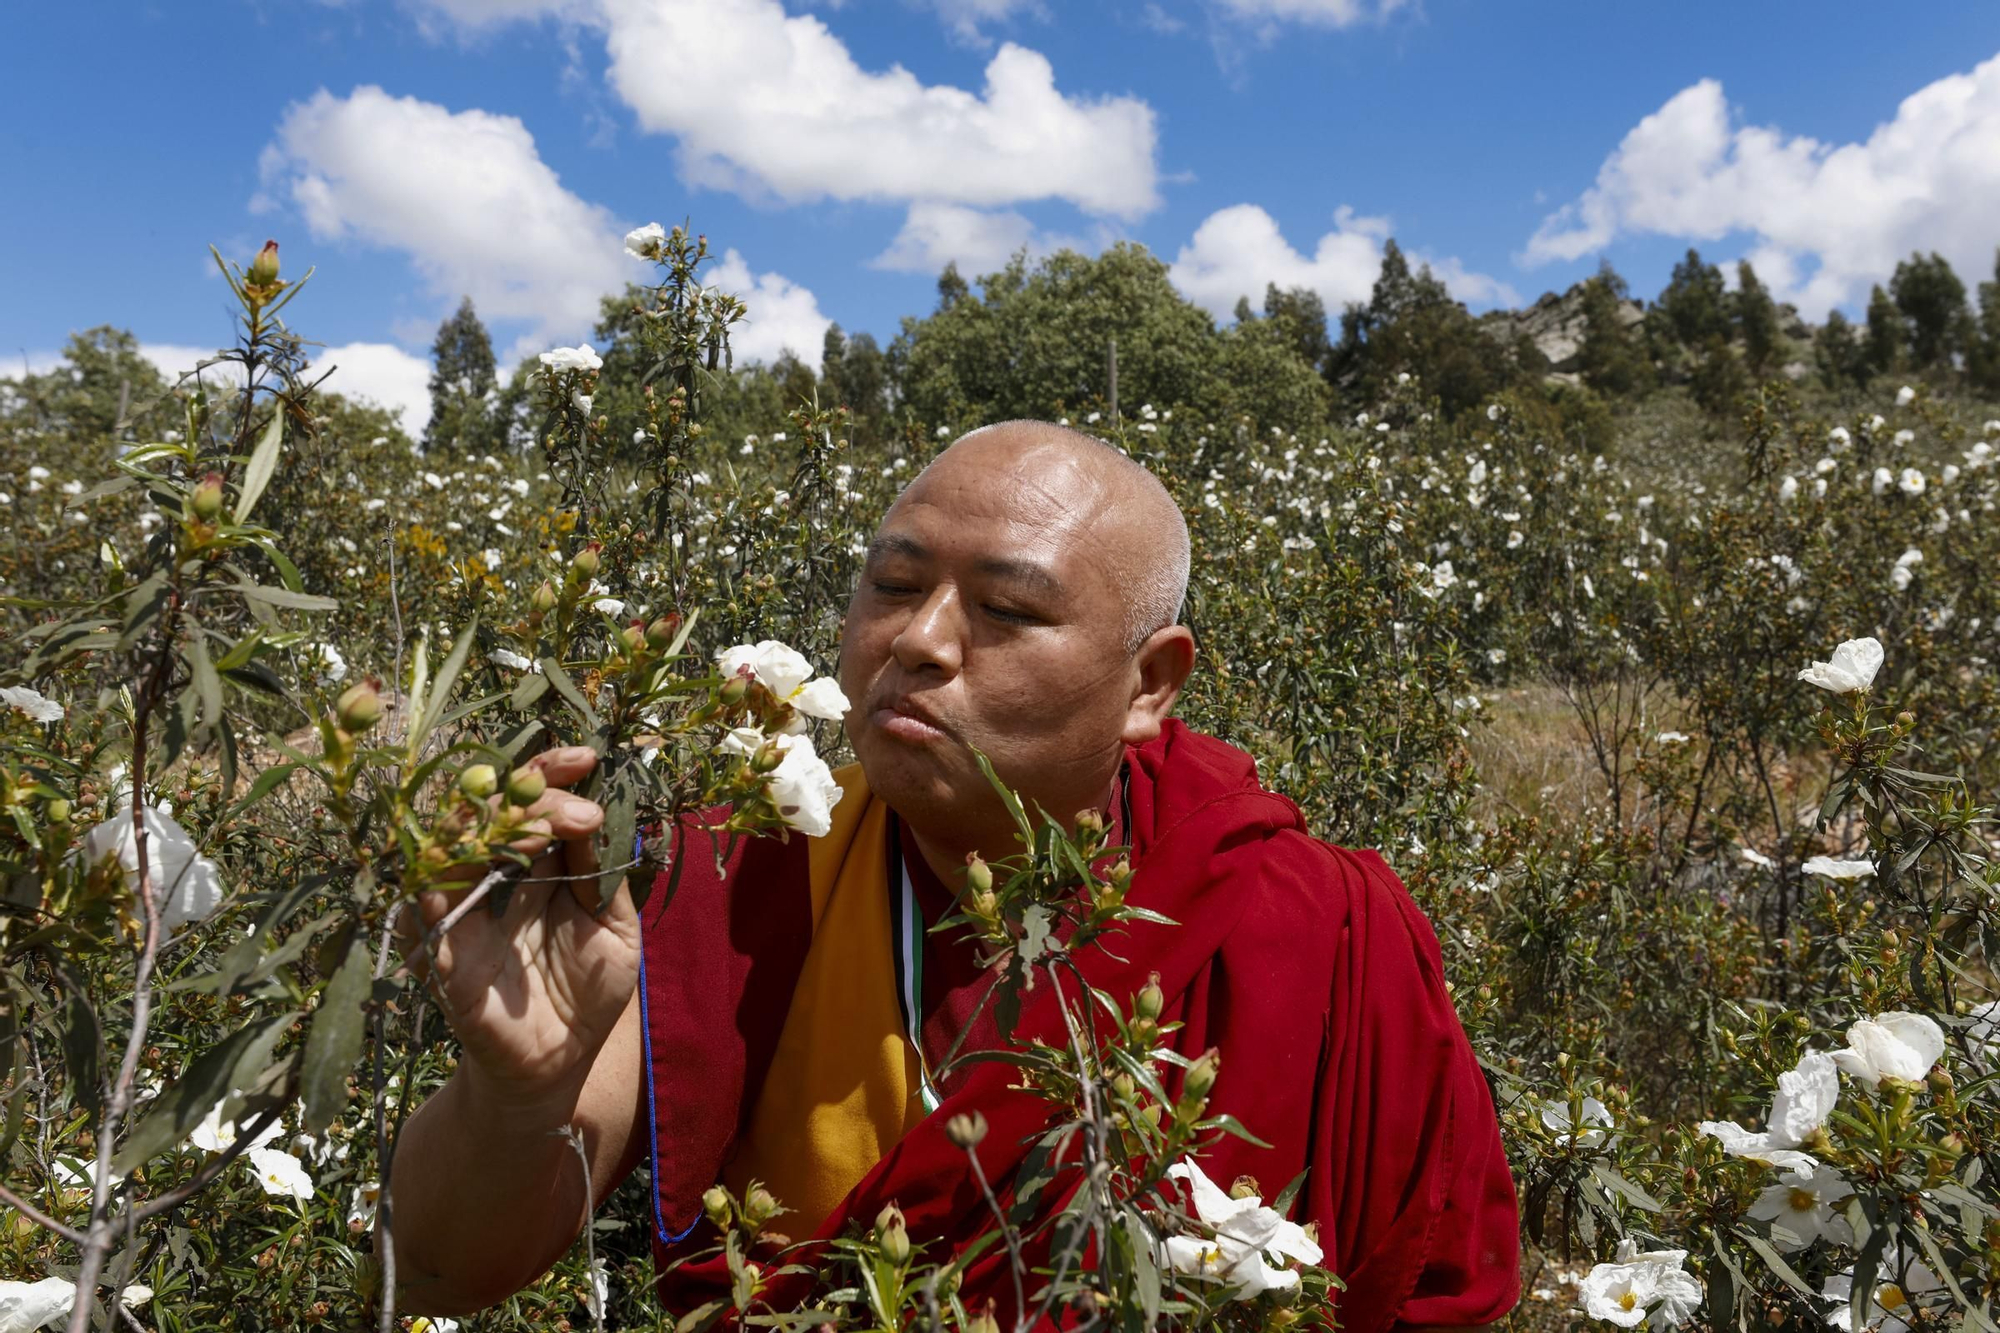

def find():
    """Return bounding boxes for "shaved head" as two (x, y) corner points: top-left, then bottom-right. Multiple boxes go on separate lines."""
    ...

(922, 421), (1191, 653)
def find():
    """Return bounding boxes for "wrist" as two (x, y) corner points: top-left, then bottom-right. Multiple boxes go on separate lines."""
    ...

(450, 1053), (592, 1132)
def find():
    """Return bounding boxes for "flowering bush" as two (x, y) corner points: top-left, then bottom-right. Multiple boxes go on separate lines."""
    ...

(0, 230), (1996, 1331)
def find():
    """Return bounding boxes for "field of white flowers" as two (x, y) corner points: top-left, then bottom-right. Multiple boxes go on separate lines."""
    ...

(0, 231), (1996, 1332)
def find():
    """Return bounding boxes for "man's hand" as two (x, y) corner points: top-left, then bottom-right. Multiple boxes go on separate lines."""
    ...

(400, 745), (641, 1107)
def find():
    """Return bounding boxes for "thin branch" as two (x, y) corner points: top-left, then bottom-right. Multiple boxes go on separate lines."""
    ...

(130, 1104), (285, 1224)
(556, 1124), (607, 1333)
(0, 1181), (84, 1243)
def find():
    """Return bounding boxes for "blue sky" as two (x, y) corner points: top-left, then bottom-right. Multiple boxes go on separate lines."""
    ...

(5, 0), (1999, 431)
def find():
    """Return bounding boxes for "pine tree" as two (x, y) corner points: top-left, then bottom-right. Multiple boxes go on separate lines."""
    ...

(1968, 249), (2000, 393)
(1655, 248), (1728, 349)
(1889, 251), (1971, 371)
(1863, 284), (1905, 378)
(1734, 260), (1782, 378)
(424, 297), (498, 455)
(1814, 310), (1867, 390)
(1262, 283), (1331, 372)
(1575, 262), (1652, 399)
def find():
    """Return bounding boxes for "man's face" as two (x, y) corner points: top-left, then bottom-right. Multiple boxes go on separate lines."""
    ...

(838, 436), (1147, 844)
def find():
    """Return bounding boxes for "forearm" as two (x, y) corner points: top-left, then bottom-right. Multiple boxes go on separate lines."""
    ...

(387, 1061), (599, 1314)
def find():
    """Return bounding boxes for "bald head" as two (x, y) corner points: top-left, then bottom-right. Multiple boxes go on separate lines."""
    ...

(913, 420), (1191, 654)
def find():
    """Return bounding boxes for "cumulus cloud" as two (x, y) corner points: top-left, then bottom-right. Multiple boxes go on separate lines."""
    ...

(1170, 203), (1517, 320)
(917, 0), (1043, 46)
(257, 86), (827, 371)
(1524, 56), (2000, 314)
(262, 86), (627, 347)
(711, 250), (832, 368)
(871, 202), (1087, 275)
(596, 0), (1158, 218)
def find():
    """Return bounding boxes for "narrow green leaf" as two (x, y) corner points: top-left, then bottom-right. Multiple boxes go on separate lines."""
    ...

(235, 408), (283, 524)
(116, 1011), (296, 1170)
(234, 580), (337, 612)
(299, 929), (373, 1134)
(188, 635), (223, 733)
(539, 655), (599, 731)
(1739, 1230), (1812, 1297)
(413, 618), (479, 747)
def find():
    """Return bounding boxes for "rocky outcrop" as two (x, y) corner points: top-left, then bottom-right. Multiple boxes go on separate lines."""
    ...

(1481, 283), (1645, 374)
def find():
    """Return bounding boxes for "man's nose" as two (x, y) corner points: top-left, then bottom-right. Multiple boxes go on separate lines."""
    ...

(890, 584), (965, 676)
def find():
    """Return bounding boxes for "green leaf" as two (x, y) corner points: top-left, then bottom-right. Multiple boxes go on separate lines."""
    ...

(188, 634), (222, 733)
(970, 746), (1034, 850)
(539, 656), (599, 731)
(596, 760), (639, 912)
(412, 618), (479, 748)
(1739, 1230), (1812, 1297)
(235, 408), (283, 523)
(49, 958), (102, 1129)
(299, 928), (373, 1134)
(509, 670), (550, 711)
(234, 580), (338, 612)
(116, 1011), (297, 1170)
(1589, 1161), (1663, 1212)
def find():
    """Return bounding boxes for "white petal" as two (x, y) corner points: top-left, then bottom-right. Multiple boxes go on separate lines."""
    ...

(790, 676), (851, 721)
(1767, 1051), (1839, 1145)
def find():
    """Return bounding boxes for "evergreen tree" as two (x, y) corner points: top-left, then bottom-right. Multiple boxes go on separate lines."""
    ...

(1733, 260), (1782, 378)
(1262, 283), (1331, 372)
(1574, 262), (1653, 399)
(424, 296), (498, 455)
(1863, 284), (1905, 378)
(821, 324), (892, 447)
(1813, 310), (1868, 391)
(1327, 240), (1532, 418)
(1889, 251), (1971, 371)
(1972, 248), (2000, 394)
(1655, 248), (1728, 349)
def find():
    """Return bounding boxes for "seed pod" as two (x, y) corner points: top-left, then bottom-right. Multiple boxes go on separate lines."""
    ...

(944, 1111), (987, 1148)
(44, 797), (72, 825)
(458, 764), (498, 800)
(335, 680), (384, 732)
(646, 614), (681, 648)
(505, 766), (547, 805)
(190, 472), (226, 521)
(1135, 972), (1164, 1021)
(1184, 1048), (1220, 1100)
(530, 581), (558, 614)
(964, 853), (993, 894)
(248, 239), (281, 287)
(571, 542), (602, 579)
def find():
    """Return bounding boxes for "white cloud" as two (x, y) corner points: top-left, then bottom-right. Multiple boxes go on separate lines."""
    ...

(1170, 203), (1516, 321)
(1524, 56), (2000, 315)
(139, 344), (242, 387)
(916, 0), (1042, 46)
(263, 86), (626, 348)
(871, 202), (1086, 275)
(596, 0), (1158, 218)
(1212, 0), (1405, 29)
(257, 86), (826, 372)
(711, 250), (832, 368)
(1, 350), (70, 380)
(312, 343), (436, 434)
(405, 0), (583, 30)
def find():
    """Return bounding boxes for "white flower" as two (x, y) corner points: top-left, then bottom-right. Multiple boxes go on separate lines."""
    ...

(1541, 1095), (1613, 1147)
(537, 345), (602, 374)
(590, 597), (624, 617)
(26, 465), (49, 481)
(409, 1320), (461, 1333)
(1577, 1240), (1703, 1327)
(1430, 560), (1457, 592)
(1801, 855), (1875, 880)
(1740, 846), (1774, 868)
(1779, 475), (1799, 502)
(191, 1098), (284, 1154)
(82, 806), (225, 932)
(1655, 731), (1691, 744)
(1815, 456), (1838, 475)
(508, 478), (530, 497)
(299, 642), (348, 683)
(1796, 637), (1883, 693)
(1487, 403), (1502, 422)
(0, 685), (63, 724)
(764, 732), (844, 838)
(1830, 1012), (1943, 1087)
(572, 390), (594, 416)
(624, 221), (666, 258)
(50, 1156), (122, 1196)
(1820, 1248), (1943, 1332)
(490, 648), (535, 671)
(718, 640), (813, 698)
(0, 1276), (79, 1332)
(1896, 468), (1925, 496)
(790, 676), (851, 721)
(1697, 1050), (1839, 1170)
(1965, 1000), (2000, 1071)
(1892, 429), (1915, 447)
(586, 1257), (611, 1320)
(1871, 467), (1893, 496)
(1895, 384), (1916, 406)
(1748, 1162), (1852, 1252)
(246, 1146), (314, 1202)
(1941, 463), (1960, 484)
(1159, 1157), (1322, 1300)
(348, 1180), (381, 1229)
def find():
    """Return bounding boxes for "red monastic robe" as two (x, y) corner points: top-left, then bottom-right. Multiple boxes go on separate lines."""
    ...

(636, 720), (1520, 1330)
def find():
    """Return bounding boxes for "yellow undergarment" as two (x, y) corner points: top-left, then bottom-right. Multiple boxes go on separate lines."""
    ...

(719, 763), (929, 1238)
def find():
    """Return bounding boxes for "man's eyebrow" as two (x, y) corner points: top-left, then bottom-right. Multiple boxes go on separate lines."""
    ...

(866, 533), (929, 564)
(974, 557), (1065, 599)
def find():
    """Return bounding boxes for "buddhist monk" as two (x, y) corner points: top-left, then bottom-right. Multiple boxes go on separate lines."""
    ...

(391, 421), (1521, 1330)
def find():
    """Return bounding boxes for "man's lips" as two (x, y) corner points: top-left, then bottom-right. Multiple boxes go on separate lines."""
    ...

(871, 696), (953, 743)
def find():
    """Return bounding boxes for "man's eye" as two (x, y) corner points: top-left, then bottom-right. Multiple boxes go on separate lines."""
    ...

(984, 604), (1039, 625)
(872, 581), (917, 597)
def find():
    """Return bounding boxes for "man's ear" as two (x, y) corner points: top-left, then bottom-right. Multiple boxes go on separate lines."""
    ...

(1122, 625), (1196, 747)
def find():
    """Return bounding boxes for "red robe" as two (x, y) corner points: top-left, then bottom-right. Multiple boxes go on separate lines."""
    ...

(637, 720), (1520, 1330)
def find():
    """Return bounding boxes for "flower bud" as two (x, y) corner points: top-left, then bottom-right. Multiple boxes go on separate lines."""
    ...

(190, 472), (226, 521)
(571, 542), (602, 579)
(970, 888), (999, 922)
(458, 764), (497, 800)
(718, 674), (751, 708)
(335, 680), (384, 732)
(945, 1111), (988, 1148)
(1135, 972), (1164, 1021)
(874, 1202), (904, 1234)
(618, 624), (645, 655)
(645, 614), (681, 648)
(967, 1308), (1000, 1333)
(44, 797), (72, 825)
(530, 581), (558, 615)
(701, 1186), (731, 1225)
(1938, 1132), (1966, 1158)
(750, 740), (784, 775)
(964, 854), (993, 894)
(1895, 711), (1916, 731)
(1229, 1175), (1261, 1201)
(1183, 1048), (1220, 1101)
(875, 1204), (911, 1264)
(505, 766), (547, 806)
(1556, 1051), (1571, 1069)
(1075, 808), (1105, 839)
(248, 240), (281, 287)
(746, 1186), (780, 1224)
